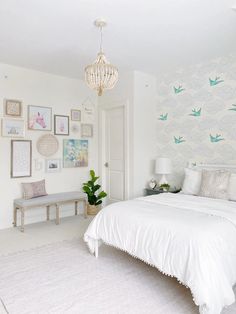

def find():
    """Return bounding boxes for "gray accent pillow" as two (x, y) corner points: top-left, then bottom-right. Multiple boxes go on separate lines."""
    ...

(22, 179), (47, 200)
(198, 170), (230, 200)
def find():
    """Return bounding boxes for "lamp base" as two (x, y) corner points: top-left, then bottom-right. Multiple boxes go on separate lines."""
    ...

(159, 174), (168, 186)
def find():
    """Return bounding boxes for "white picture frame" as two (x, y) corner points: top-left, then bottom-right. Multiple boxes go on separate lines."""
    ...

(11, 140), (32, 178)
(1, 119), (25, 138)
(81, 124), (93, 138)
(45, 159), (61, 173)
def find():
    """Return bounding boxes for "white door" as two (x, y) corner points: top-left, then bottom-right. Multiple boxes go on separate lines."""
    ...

(104, 106), (125, 204)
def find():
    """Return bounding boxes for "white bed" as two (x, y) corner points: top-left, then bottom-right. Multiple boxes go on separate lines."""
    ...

(84, 165), (236, 314)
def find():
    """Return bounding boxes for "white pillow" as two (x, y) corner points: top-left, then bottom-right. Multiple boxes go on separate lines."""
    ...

(182, 168), (202, 195)
(228, 174), (236, 201)
(199, 170), (230, 200)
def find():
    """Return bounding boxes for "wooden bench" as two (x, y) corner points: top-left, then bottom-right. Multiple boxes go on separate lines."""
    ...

(13, 191), (87, 232)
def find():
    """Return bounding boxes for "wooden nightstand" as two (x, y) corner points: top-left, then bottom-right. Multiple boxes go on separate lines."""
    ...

(145, 188), (181, 196)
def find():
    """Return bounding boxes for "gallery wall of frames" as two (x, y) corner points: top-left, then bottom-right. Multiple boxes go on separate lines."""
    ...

(0, 63), (98, 229)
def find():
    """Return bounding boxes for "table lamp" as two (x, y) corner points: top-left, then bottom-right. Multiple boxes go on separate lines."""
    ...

(155, 157), (172, 185)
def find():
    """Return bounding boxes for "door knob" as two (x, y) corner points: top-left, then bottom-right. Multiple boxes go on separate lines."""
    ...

(104, 162), (109, 168)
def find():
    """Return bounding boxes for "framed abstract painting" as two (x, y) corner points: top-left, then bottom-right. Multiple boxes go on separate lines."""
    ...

(28, 105), (52, 131)
(63, 139), (88, 168)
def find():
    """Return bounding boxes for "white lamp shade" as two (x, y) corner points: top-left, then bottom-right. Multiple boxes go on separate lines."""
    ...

(155, 158), (172, 174)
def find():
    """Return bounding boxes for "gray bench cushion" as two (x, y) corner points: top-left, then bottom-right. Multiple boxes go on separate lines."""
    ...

(14, 191), (86, 208)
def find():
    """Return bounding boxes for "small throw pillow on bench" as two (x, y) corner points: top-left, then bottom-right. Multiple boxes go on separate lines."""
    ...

(22, 179), (48, 200)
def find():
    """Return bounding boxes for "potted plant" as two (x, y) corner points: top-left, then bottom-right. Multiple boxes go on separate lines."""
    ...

(82, 170), (107, 215)
(159, 183), (170, 192)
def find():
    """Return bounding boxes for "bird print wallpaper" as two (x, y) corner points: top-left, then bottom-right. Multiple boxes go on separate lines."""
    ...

(156, 54), (236, 186)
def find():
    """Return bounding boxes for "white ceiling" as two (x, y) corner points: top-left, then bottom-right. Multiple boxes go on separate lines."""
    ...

(0, 0), (236, 79)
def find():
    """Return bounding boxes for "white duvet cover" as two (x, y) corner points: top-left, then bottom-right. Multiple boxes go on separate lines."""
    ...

(84, 193), (236, 314)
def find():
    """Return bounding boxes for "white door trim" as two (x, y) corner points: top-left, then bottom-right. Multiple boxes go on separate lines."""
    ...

(98, 101), (130, 204)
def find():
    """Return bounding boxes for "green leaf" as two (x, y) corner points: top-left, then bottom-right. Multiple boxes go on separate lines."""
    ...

(93, 184), (101, 192)
(83, 186), (92, 196)
(97, 191), (107, 200)
(88, 195), (97, 205)
(95, 200), (102, 206)
(90, 169), (95, 179)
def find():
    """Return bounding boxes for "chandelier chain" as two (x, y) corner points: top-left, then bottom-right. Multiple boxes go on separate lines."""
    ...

(99, 26), (103, 53)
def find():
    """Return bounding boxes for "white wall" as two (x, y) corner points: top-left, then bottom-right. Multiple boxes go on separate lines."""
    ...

(133, 71), (157, 197)
(0, 63), (98, 230)
(98, 70), (157, 198)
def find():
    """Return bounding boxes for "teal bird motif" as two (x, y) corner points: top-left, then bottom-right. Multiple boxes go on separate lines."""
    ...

(174, 85), (185, 94)
(174, 136), (185, 144)
(210, 134), (224, 143)
(189, 108), (201, 117)
(209, 77), (224, 86)
(229, 104), (236, 111)
(159, 113), (168, 121)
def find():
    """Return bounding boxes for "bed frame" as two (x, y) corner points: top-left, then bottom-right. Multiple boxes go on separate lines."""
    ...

(188, 161), (236, 171)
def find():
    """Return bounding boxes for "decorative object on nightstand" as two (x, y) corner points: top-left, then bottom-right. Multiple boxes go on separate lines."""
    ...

(155, 157), (172, 185)
(149, 179), (157, 190)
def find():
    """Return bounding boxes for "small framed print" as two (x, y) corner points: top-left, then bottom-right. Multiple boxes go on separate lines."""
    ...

(4, 99), (22, 117)
(2, 119), (25, 138)
(11, 140), (32, 178)
(54, 115), (69, 135)
(71, 109), (81, 121)
(28, 105), (52, 131)
(45, 159), (61, 173)
(81, 124), (93, 138)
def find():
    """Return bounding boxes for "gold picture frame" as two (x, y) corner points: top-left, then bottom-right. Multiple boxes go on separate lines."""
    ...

(4, 99), (22, 117)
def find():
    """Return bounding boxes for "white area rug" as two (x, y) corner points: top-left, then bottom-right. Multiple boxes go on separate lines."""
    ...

(0, 238), (235, 314)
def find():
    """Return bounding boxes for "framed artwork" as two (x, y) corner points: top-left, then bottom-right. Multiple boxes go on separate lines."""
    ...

(45, 159), (61, 173)
(71, 109), (81, 121)
(11, 140), (32, 178)
(81, 124), (93, 138)
(28, 105), (52, 131)
(4, 99), (22, 117)
(54, 115), (69, 135)
(1, 119), (25, 138)
(63, 139), (88, 168)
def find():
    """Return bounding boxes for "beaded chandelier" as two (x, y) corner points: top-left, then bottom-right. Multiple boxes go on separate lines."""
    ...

(85, 19), (118, 96)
